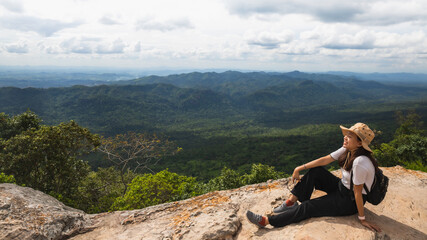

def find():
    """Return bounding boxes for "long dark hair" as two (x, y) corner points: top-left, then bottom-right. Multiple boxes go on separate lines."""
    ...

(338, 147), (379, 172)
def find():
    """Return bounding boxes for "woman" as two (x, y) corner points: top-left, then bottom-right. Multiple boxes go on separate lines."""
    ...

(246, 122), (382, 232)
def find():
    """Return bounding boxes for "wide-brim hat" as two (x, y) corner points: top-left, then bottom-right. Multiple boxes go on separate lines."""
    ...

(340, 122), (374, 152)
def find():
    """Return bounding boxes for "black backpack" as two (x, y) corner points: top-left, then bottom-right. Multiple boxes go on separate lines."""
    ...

(350, 168), (389, 205)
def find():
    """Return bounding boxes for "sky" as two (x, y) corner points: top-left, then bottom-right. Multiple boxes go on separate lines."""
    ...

(0, 0), (426, 73)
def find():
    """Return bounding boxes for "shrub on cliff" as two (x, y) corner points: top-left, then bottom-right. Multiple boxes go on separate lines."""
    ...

(111, 169), (202, 210)
(373, 111), (426, 171)
(206, 167), (242, 191)
(0, 172), (15, 183)
(242, 163), (286, 185)
(205, 163), (287, 192)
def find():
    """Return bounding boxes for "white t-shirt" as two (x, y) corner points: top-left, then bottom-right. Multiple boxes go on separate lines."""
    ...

(330, 147), (375, 194)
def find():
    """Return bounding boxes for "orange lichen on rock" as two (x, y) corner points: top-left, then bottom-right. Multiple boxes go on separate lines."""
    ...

(171, 191), (231, 226)
(169, 191), (235, 239)
(240, 180), (283, 194)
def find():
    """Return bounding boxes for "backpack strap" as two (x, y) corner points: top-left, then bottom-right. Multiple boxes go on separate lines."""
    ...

(350, 170), (369, 194)
(363, 183), (369, 194)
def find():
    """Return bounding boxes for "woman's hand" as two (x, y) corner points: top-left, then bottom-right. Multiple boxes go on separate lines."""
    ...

(360, 219), (382, 232)
(292, 167), (301, 183)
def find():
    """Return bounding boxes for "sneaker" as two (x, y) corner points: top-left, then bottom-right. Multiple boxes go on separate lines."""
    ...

(273, 201), (298, 214)
(246, 210), (266, 228)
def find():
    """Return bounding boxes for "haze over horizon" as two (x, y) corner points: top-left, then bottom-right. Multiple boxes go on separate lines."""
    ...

(1, 0), (426, 73)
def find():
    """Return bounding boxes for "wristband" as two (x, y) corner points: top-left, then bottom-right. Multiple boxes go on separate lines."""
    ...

(358, 215), (365, 221)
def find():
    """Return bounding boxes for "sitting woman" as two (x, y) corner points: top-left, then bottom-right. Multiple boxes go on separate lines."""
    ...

(246, 123), (382, 232)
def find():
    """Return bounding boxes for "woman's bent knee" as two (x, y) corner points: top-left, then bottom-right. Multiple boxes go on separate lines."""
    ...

(307, 166), (326, 175)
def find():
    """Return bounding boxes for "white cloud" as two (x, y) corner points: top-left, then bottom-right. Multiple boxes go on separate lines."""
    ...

(223, 0), (427, 26)
(317, 29), (427, 57)
(133, 42), (141, 53)
(135, 17), (194, 32)
(80, 37), (103, 42)
(70, 45), (92, 54)
(99, 15), (121, 25)
(46, 38), (127, 55)
(4, 42), (29, 53)
(96, 39), (126, 54)
(45, 46), (62, 55)
(0, 16), (83, 36)
(374, 31), (425, 48)
(279, 42), (319, 56)
(353, 1), (427, 26)
(0, 0), (24, 13)
(322, 30), (376, 50)
(60, 38), (93, 54)
(224, 0), (364, 21)
(0, 0), (426, 73)
(246, 30), (294, 49)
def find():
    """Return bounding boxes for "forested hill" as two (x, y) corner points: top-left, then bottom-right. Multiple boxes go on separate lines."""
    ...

(117, 71), (426, 97)
(0, 71), (426, 179)
(0, 73), (425, 135)
(0, 84), (235, 134)
(0, 71), (426, 137)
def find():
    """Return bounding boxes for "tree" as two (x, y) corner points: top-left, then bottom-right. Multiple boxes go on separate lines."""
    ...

(98, 132), (179, 195)
(395, 110), (424, 136)
(242, 163), (285, 185)
(373, 111), (426, 171)
(111, 169), (200, 211)
(0, 120), (100, 198)
(74, 167), (136, 213)
(206, 167), (242, 191)
(0, 110), (41, 140)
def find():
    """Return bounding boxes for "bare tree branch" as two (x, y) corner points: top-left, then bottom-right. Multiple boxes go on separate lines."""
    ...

(97, 132), (179, 195)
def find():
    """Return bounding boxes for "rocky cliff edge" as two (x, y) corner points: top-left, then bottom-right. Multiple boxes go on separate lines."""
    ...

(1, 166), (426, 240)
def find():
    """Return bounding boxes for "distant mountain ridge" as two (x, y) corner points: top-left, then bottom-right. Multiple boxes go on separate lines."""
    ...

(0, 71), (425, 138)
(1, 68), (426, 88)
(0, 70), (135, 88)
(120, 71), (298, 97)
(118, 71), (426, 109)
(326, 71), (427, 85)
(118, 70), (426, 97)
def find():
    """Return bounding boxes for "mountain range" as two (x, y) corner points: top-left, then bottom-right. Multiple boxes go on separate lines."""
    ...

(1, 71), (425, 133)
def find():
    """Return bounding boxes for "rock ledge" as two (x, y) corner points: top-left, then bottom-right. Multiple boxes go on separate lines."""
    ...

(1, 166), (426, 240)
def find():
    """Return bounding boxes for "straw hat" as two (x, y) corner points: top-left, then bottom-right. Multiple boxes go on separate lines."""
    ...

(340, 122), (375, 152)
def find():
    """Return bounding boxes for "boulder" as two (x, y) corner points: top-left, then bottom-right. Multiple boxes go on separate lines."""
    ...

(0, 184), (90, 240)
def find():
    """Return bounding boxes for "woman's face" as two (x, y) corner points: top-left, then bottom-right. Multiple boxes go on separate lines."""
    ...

(343, 132), (362, 151)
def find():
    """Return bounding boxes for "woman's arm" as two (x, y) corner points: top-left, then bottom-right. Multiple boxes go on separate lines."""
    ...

(292, 155), (335, 182)
(353, 184), (382, 232)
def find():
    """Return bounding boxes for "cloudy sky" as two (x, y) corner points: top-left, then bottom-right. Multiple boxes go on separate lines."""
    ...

(0, 0), (426, 73)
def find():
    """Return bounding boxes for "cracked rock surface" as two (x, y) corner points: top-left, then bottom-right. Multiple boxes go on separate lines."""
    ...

(0, 183), (90, 240)
(1, 166), (426, 240)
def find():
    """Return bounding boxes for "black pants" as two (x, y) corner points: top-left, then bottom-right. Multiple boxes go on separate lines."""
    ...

(268, 167), (365, 228)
